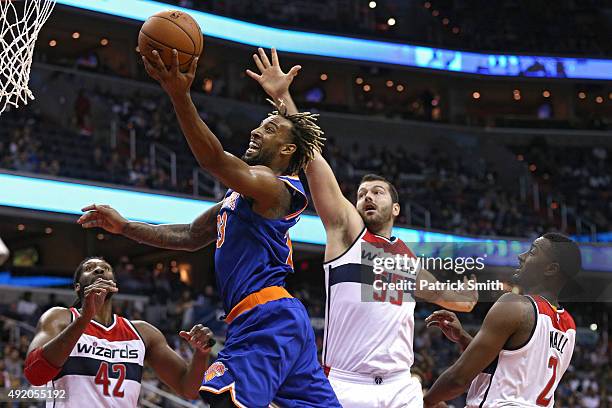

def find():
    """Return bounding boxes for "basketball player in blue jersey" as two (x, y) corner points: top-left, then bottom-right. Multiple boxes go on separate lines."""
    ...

(78, 49), (341, 407)
(248, 49), (479, 407)
(24, 257), (215, 406)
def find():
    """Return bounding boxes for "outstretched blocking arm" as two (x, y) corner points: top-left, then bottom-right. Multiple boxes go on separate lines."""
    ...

(78, 202), (222, 251)
(423, 294), (526, 406)
(247, 48), (363, 239)
(142, 50), (287, 208)
(138, 322), (213, 400)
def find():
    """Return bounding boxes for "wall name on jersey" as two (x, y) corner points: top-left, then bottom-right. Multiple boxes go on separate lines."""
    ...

(549, 331), (570, 354)
(76, 343), (140, 359)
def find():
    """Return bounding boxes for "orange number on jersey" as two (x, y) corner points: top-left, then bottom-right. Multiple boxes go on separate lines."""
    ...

(95, 362), (126, 398)
(216, 212), (228, 248)
(536, 356), (558, 406)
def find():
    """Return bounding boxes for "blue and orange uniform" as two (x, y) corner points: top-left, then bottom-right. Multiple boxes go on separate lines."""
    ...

(199, 175), (341, 408)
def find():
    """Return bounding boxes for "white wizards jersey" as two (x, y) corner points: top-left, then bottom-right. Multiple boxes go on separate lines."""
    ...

(466, 295), (576, 408)
(47, 308), (146, 407)
(322, 228), (419, 375)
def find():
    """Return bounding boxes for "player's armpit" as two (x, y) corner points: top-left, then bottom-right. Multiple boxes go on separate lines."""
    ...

(423, 293), (528, 405)
(305, 150), (363, 236)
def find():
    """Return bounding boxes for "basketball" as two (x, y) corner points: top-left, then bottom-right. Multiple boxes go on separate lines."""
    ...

(138, 10), (203, 71)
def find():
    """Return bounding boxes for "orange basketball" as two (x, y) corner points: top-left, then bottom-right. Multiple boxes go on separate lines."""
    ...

(138, 10), (203, 71)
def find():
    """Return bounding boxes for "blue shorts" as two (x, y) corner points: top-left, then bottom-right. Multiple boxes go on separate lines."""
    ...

(199, 297), (341, 407)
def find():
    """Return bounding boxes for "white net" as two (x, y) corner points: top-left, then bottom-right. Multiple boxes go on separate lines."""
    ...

(0, 0), (56, 115)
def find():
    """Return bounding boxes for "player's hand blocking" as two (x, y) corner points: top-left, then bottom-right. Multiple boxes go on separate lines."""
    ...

(78, 204), (128, 234)
(82, 279), (118, 320)
(179, 324), (215, 354)
(246, 47), (301, 100)
(143, 49), (198, 97)
(425, 310), (465, 343)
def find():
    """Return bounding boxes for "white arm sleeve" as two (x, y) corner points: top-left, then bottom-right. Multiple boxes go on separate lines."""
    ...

(0, 237), (9, 265)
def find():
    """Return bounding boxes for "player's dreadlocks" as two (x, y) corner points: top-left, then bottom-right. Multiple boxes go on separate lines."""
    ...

(268, 99), (325, 175)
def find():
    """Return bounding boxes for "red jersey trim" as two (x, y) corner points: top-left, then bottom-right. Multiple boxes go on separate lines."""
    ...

(530, 295), (576, 333)
(363, 230), (416, 257)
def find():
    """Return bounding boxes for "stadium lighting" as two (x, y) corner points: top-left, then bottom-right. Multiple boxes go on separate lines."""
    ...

(542, 90), (551, 98)
(48, 39), (57, 47)
(387, 18), (396, 26)
(432, 10), (439, 17)
(386, 80), (394, 87)
(363, 84), (371, 92)
(45, 227), (53, 234)
(369, 1), (377, 8)
(100, 38), (109, 46)
(424, 2), (431, 9)
(320, 73), (328, 81)
(595, 96), (604, 104)
(590, 323), (598, 331)
(472, 91), (481, 99)
(17, 224), (25, 231)
(452, 27), (460, 34)
(55, 0), (612, 80)
(396, 84), (404, 92)
(442, 18), (450, 25)
(578, 91), (586, 99)
(355, 77), (364, 85)
(72, 31), (80, 39)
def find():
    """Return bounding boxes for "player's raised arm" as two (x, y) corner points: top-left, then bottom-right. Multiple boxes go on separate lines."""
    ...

(142, 50), (287, 209)
(135, 321), (213, 400)
(247, 48), (362, 235)
(78, 203), (222, 251)
(423, 293), (530, 406)
(416, 269), (479, 312)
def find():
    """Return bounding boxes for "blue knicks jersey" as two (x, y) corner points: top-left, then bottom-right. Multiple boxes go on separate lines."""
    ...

(214, 175), (308, 312)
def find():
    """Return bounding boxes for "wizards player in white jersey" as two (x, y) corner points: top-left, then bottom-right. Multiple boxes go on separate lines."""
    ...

(424, 233), (580, 407)
(248, 48), (479, 408)
(81, 48), (340, 407)
(24, 257), (214, 406)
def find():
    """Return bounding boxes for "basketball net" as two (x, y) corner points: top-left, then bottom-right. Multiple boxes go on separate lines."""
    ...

(0, 0), (56, 115)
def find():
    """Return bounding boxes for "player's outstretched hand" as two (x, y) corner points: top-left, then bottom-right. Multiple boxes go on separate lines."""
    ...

(425, 310), (465, 343)
(82, 279), (118, 320)
(179, 324), (215, 354)
(78, 204), (128, 234)
(246, 47), (301, 100)
(142, 49), (198, 97)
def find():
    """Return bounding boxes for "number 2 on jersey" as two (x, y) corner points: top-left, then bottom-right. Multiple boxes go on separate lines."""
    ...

(95, 362), (126, 398)
(536, 356), (558, 406)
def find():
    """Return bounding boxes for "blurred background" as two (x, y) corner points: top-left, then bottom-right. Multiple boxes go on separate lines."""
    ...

(0, 1), (610, 406)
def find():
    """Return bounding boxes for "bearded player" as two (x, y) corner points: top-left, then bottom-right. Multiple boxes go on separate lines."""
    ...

(424, 233), (579, 407)
(78, 49), (340, 407)
(24, 257), (214, 407)
(247, 48), (478, 407)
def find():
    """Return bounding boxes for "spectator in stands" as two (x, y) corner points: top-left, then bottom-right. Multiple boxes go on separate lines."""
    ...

(16, 292), (37, 320)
